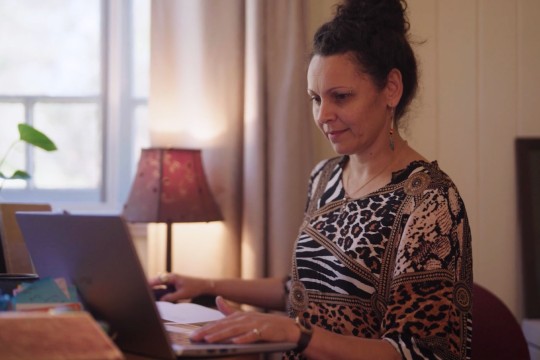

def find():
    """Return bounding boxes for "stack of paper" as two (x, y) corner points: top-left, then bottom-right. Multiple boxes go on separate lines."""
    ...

(156, 301), (224, 324)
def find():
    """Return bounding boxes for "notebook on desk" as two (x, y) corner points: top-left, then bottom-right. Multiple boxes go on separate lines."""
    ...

(16, 212), (296, 359)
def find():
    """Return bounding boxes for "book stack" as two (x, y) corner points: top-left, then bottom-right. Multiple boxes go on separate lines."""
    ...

(11, 277), (82, 312)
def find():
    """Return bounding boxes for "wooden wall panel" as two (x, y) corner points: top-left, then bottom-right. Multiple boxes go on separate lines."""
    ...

(477, 0), (520, 315)
(406, 0), (439, 159)
(518, 0), (540, 135)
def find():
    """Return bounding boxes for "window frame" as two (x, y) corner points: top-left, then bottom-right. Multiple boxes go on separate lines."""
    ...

(0, 0), (146, 213)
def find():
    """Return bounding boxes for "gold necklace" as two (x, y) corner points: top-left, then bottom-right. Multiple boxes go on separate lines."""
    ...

(344, 159), (394, 199)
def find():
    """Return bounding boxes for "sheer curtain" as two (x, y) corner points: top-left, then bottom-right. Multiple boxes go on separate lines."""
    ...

(148, 0), (313, 280)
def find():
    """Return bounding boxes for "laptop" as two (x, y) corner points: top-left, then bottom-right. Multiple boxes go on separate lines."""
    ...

(16, 212), (296, 359)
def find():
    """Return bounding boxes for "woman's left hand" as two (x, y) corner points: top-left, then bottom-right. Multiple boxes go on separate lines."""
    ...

(190, 296), (299, 345)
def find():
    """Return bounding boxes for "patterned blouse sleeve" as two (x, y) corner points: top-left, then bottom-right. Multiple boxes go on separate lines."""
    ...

(381, 179), (473, 359)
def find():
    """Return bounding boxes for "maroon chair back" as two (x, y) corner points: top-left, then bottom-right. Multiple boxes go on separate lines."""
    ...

(473, 283), (530, 359)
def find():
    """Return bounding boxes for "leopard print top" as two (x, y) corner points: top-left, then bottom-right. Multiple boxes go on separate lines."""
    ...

(284, 157), (472, 360)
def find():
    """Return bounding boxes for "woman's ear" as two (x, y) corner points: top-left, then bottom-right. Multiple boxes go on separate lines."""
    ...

(385, 68), (403, 107)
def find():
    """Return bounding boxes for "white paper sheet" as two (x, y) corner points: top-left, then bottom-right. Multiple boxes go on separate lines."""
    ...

(156, 301), (225, 324)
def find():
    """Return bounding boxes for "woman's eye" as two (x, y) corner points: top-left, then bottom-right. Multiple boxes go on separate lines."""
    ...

(310, 95), (321, 104)
(334, 92), (352, 102)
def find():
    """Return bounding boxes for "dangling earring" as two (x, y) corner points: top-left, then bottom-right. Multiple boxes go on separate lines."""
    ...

(389, 106), (395, 151)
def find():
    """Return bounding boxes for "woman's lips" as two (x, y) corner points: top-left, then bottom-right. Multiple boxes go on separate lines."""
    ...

(326, 128), (348, 142)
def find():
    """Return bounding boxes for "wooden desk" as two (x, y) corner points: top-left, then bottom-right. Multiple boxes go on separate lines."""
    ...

(0, 311), (124, 360)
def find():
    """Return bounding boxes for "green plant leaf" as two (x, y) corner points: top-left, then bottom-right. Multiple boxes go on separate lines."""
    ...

(18, 123), (57, 151)
(0, 170), (31, 180)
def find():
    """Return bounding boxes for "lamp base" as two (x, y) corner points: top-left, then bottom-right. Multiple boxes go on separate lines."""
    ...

(166, 221), (173, 273)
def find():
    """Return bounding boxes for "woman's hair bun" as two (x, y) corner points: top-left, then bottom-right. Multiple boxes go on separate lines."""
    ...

(311, 0), (418, 122)
(334, 0), (409, 36)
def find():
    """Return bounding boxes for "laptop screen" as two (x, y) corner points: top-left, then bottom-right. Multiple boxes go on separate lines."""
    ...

(16, 212), (176, 359)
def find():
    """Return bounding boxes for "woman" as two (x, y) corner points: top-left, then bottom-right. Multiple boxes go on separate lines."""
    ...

(149, 0), (473, 359)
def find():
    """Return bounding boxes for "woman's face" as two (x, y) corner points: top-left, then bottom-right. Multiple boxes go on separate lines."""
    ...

(307, 54), (391, 156)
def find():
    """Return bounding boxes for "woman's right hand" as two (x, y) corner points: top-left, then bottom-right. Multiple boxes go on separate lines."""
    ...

(148, 273), (215, 302)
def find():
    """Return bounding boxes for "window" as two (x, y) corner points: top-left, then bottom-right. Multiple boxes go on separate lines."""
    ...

(0, 0), (150, 211)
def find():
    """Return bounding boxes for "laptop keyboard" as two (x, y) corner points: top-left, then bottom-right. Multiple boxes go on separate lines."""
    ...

(165, 323), (200, 346)
(168, 330), (193, 346)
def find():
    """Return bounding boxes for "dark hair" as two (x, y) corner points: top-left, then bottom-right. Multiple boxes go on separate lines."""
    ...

(312, 0), (418, 123)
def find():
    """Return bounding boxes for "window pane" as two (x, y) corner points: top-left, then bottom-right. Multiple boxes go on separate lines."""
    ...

(0, 0), (100, 96)
(33, 103), (101, 189)
(132, 0), (150, 98)
(0, 105), (26, 188)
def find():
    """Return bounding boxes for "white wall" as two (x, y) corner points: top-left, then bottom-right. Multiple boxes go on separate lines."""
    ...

(307, 0), (540, 319)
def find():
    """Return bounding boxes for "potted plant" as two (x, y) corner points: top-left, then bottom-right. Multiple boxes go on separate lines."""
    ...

(0, 123), (57, 192)
(0, 124), (57, 278)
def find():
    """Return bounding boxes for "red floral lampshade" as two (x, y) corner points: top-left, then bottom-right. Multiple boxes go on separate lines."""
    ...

(123, 148), (222, 271)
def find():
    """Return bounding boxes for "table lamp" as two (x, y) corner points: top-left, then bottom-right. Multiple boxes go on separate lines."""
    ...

(123, 148), (223, 272)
